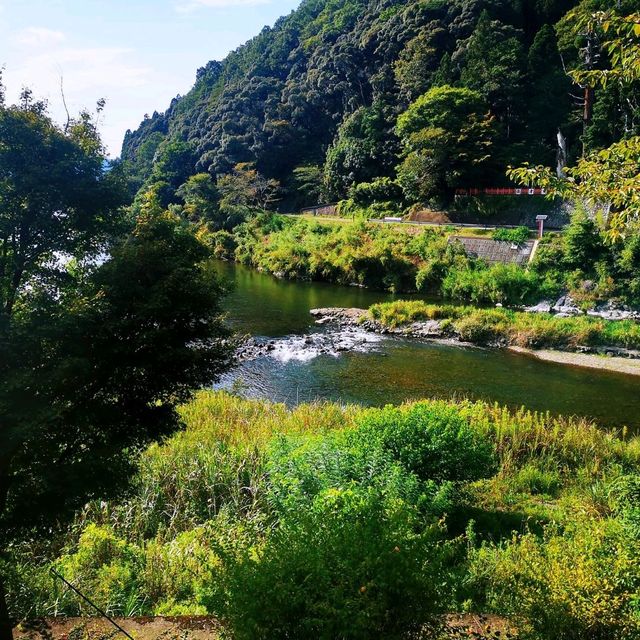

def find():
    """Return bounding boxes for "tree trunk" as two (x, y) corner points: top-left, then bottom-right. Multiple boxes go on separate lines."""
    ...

(0, 574), (12, 640)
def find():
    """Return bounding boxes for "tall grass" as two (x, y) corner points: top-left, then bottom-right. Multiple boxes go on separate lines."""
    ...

(8, 392), (640, 637)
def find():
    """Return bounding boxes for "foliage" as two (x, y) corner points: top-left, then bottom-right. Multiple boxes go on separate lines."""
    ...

(491, 227), (530, 245)
(120, 0), (586, 209)
(354, 403), (496, 484)
(468, 519), (640, 639)
(441, 263), (546, 305)
(0, 88), (234, 633)
(368, 300), (640, 350)
(9, 390), (640, 640)
(396, 86), (496, 203)
(349, 177), (403, 207)
(219, 486), (450, 640)
(509, 8), (640, 240)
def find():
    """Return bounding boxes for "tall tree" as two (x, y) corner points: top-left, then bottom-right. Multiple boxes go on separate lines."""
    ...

(395, 85), (497, 203)
(0, 90), (234, 637)
(457, 11), (527, 140)
(510, 9), (640, 240)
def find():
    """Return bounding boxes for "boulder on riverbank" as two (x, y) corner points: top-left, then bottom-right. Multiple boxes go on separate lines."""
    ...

(525, 296), (640, 321)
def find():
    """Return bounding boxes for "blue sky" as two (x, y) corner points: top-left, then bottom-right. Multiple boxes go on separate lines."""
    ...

(0, 0), (301, 155)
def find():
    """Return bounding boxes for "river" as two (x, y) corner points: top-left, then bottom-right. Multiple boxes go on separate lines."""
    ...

(214, 261), (640, 429)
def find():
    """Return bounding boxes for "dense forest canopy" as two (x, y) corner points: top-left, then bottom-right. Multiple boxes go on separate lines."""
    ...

(119, 0), (638, 214)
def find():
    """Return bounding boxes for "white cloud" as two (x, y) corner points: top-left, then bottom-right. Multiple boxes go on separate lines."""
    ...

(176, 0), (270, 12)
(15, 26), (66, 47)
(4, 46), (154, 154)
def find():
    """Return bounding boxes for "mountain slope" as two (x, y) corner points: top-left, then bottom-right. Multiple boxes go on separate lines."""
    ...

(120, 0), (630, 209)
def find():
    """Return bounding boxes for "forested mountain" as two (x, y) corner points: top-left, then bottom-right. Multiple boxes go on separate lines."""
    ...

(120, 0), (638, 211)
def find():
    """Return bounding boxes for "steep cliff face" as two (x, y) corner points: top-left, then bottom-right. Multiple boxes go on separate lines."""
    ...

(120, 0), (594, 207)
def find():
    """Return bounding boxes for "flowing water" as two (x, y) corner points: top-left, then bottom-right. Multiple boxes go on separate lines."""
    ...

(214, 261), (640, 429)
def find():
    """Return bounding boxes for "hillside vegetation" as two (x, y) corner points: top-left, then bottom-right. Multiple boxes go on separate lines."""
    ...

(7, 392), (640, 639)
(120, 0), (638, 213)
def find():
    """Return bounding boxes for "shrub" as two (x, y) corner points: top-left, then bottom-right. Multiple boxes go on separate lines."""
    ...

(492, 226), (530, 245)
(511, 463), (561, 496)
(353, 402), (496, 483)
(468, 520), (640, 639)
(453, 309), (509, 344)
(350, 177), (403, 206)
(207, 229), (237, 260)
(54, 525), (141, 615)
(442, 264), (541, 305)
(219, 486), (452, 640)
(607, 474), (640, 537)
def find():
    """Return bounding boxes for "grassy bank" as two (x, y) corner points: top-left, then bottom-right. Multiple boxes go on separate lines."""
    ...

(368, 300), (640, 351)
(7, 391), (640, 639)
(210, 213), (551, 304)
(208, 211), (640, 310)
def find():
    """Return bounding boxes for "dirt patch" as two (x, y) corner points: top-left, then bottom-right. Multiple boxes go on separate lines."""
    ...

(13, 617), (223, 640)
(14, 615), (515, 640)
(406, 209), (453, 224)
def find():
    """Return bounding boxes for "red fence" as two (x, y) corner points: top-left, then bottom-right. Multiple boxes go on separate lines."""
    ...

(455, 188), (548, 196)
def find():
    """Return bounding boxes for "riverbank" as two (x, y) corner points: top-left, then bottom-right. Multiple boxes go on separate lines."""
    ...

(509, 346), (640, 376)
(310, 302), (640, 376)
(10, 391), (640, 639)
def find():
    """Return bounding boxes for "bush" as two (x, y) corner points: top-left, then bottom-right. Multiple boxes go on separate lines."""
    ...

(453, 309), (509, 343)
(353, 402), (496, 484)
(468, 520), (640, 639)
(511, 463), (560, 496)
(219, 486), (451, 640)
(350, 177), (404, 206)
(442, 264), (542, 305)
(207, 229), (237, 260)
(492, 226), (530, 245)
(54, 525), (142, 615)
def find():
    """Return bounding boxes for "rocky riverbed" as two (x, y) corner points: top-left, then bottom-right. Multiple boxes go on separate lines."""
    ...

(235, 326), (384, 362)
(310, 307), (476, 344)
(525, 296), (640, 321)
(309, 306), (640, 364)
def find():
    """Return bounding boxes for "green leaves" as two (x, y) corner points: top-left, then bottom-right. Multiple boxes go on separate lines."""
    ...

(396, 86), (497, 203)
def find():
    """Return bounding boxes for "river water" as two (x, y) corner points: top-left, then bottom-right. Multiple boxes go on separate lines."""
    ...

(214, 261), (640, 429)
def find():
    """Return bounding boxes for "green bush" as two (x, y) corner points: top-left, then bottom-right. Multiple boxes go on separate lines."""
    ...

(353, 402), (496, 484)
(492, 226), (530, 244)
(218, 486), (452, 640)
(442, 263), (542, 305)
(54, 525), (142, 615)
(453, 309), (509, 343)
(350, 177), (403, 206)
(468, 520), (640, 639)
(511, 463), (561, 496)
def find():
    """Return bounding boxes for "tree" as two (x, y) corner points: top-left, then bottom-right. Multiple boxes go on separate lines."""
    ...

(217, 162), (280, 210)
(394, 22), (450, 101)
(292, 165), (327, 206)
(0, 92), (234, 637)
(176, 172), (219, 222)
(324, 102), (399, 199)
(510, 9), (640, 240)
(457, 11), (527, 139)
(395, 86), (497, 203)
(525, 24), (573, 165)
